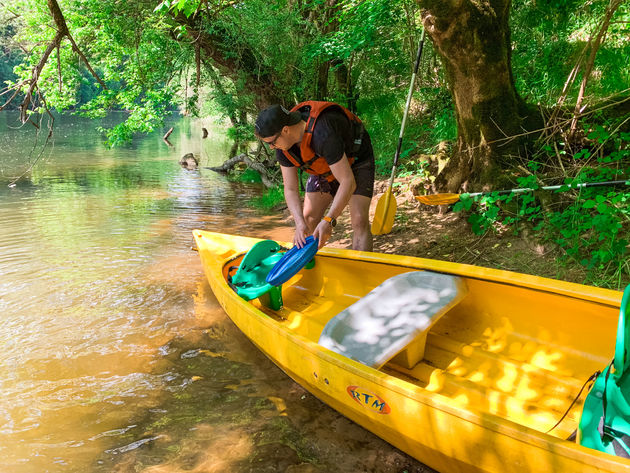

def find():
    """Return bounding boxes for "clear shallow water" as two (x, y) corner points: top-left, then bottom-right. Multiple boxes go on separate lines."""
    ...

(0, 112), (279, 471)
(0, 112), (424, 473)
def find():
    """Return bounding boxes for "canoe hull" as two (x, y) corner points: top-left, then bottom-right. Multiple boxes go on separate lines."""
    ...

(193, 230), (627, 473)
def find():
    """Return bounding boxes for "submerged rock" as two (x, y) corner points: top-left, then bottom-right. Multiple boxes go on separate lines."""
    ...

(179, 153), (199, 170)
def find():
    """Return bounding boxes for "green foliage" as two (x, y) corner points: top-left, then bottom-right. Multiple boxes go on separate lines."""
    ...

(154, 0), (202, 18)
(0, 15), (24, 109)
(5, 0), (187, 145)
(226, 121), (255, 142)
(511, 1), (630, 104)
(549, 190), (628, 269)
(248, 185), (285, 210)
(308, 0), (401, 62)
(231, 168), (262, 184)
(201, 72), (257, 138)
(215, 0), (314, 103)
(4, 0), (627, 156)
(454, 126), (630, 287)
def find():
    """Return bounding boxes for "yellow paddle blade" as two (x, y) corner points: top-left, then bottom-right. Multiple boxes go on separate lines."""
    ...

(415, 193), (461, 206)
(371, 189), (397, 235)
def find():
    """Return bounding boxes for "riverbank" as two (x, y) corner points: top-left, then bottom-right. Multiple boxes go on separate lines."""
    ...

(324, 178), (593, 286)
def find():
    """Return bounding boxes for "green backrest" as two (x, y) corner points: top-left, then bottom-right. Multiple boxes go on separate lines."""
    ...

(579, 284), (630, 457)
(615, 285), (630, 378)
(231, 240), (283, 301)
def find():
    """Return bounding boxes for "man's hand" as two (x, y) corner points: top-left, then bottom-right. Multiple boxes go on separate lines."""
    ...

(312, 219), (333, 249)
(293, 221), (309, 248)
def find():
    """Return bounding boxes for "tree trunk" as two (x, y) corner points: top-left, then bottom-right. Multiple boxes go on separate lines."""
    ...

(419, 0), (541, 192)
(312, 0), (343, 102)
(331, 59), (356, 110)
(316, 60), (330, 100)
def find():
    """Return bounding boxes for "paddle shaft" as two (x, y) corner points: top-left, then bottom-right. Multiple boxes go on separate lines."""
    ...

(466, 179), (630, 198)
(387, 29), (426, 189)
(372, 30), (426, 235)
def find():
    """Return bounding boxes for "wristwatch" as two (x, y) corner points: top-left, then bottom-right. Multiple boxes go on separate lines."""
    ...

(322, 215), (337, 228)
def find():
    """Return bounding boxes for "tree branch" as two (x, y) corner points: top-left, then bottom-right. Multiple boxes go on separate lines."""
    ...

(20, 31), (63, 122)
(65, 33), (107, 90)
(4, 0), (107, 122)
(569, 0), (623, 136)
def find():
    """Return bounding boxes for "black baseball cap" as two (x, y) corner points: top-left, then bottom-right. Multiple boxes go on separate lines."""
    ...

(255, 105), (302, 138)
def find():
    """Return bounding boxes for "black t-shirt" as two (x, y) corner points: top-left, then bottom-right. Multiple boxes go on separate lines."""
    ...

(276, 108), (357, 168)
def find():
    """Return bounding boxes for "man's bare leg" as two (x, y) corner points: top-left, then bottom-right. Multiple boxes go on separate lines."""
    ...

(349, 194), (373, 251)
(303, 191), (333, 233)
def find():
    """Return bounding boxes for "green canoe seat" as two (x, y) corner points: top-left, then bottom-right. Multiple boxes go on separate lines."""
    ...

(229, 240), (285, 310)
(318, 271), (467, 369)
(579, 284), (630, 457)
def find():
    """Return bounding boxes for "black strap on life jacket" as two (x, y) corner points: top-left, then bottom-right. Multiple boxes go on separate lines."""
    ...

(297, 103), (364, 178)
(287, 149), (335, 182)
(302, 155), (333, 179)
(305, 113), (317, 135)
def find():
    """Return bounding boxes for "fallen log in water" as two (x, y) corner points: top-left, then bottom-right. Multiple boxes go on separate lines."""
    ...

(207, 152), (279, 188)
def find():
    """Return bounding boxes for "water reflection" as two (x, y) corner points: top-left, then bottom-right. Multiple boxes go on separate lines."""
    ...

(0, 112), (423, 473)
(1, 112), (274, 471)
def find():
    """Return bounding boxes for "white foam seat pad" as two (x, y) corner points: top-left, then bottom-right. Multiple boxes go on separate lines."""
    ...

(318, 271), (466, 368)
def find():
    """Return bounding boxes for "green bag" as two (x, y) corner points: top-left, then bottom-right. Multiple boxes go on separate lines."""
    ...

(578, 285), (630, 457)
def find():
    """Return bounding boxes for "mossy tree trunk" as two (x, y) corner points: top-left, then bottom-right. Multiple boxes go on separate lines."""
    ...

(419, 0), (541, 192)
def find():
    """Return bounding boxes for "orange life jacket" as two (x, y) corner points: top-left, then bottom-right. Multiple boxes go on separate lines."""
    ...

(282, 101), (364, 182)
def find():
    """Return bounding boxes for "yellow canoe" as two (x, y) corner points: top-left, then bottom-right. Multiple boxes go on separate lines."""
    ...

(193, 230), (628, 473)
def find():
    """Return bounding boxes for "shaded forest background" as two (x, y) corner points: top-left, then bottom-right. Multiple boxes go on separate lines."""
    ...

(0, 0), (628, 287)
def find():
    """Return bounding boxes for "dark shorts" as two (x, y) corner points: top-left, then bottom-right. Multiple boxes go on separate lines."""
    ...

(305, 134), (375, 198)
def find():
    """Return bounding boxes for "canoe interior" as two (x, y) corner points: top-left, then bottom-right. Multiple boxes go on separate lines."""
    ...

(223, 252), (617, 441)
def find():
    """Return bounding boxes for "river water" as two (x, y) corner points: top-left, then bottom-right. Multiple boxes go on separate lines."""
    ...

(0, 112), (425, 473)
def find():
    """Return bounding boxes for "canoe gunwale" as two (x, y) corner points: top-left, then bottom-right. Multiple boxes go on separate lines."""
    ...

(225, 243), (621, 309)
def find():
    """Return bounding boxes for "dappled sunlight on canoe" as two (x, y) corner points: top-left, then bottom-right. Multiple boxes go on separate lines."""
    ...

(195, 230), (627, 473)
